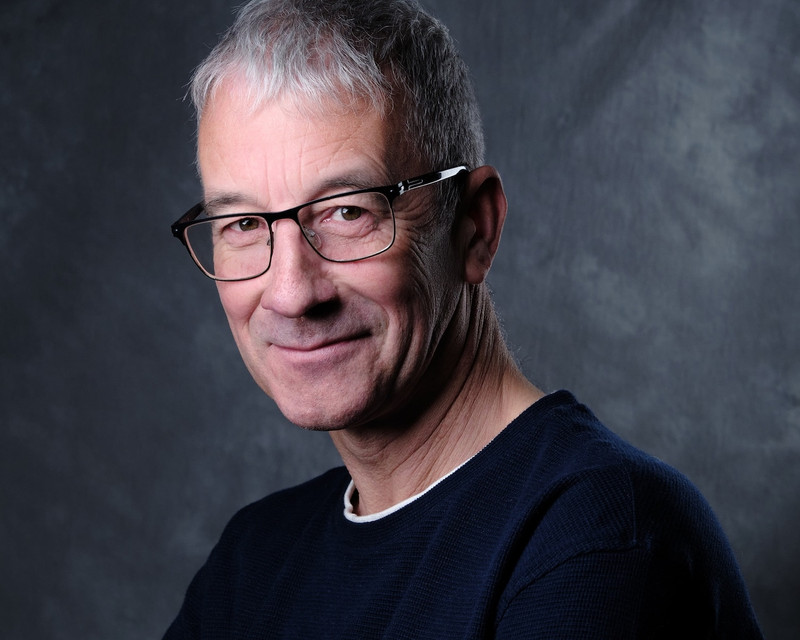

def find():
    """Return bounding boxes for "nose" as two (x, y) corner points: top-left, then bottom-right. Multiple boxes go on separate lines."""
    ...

(258, 218), (337, 318)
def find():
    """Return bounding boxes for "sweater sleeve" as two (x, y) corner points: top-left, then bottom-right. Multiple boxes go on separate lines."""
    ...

(494, 545), (763, 639)
(161, 561), (207, 640)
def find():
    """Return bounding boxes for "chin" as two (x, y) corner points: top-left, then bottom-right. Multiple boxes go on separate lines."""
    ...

(274, 395), (368, 432)
(264, 369), (391, 432)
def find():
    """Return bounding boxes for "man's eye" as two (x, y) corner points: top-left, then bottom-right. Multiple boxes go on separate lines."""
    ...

(333, 206), (364, 221)
(235, 217), (261, 231)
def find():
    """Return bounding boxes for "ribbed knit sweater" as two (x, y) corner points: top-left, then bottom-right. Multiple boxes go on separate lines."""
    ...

(164, 391), (763, 638)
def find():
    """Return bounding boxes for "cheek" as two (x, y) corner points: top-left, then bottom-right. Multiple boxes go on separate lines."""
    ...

(405, 226), (459, 315)
(374, 241), (454, 352)
(217, 282), (261, 333)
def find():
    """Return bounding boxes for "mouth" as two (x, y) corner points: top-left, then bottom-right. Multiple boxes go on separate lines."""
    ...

(266, 332), (372, 373)
(271, 331), (371, 353)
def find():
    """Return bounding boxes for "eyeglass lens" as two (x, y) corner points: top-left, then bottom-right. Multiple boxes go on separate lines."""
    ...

(184, 191), (394, 280)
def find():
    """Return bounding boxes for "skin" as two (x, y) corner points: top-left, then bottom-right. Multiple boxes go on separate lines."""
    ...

(197, 78), (543, 515)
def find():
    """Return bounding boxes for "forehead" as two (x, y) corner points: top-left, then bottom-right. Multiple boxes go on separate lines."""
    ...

(196, 81), (418, 206)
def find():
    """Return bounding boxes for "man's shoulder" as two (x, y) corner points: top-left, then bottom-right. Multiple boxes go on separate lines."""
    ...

(498, 391), (729, 581)
(490, 394), (760, 636)
(217, 466), (350, 547)
(508, 390), (708, 509)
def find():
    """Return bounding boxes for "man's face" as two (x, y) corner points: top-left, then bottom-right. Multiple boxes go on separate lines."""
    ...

(197, 81), (467, 430)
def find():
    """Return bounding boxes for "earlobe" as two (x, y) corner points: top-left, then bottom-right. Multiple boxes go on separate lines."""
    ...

(458, 166), (508, 285)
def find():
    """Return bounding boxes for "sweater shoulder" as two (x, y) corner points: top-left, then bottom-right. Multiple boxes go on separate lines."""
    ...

(216, 466), (350, 551)
(500, 393), (731, 582)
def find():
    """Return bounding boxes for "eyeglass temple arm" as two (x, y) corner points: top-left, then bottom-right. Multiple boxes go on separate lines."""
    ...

(394, 166), (468, 197)
(171, 202), (205, 241)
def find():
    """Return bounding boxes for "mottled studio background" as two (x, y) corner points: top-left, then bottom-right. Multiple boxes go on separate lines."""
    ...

(2, 0), (798, 638)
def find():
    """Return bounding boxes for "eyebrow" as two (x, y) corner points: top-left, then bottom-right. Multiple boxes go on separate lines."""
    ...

(202, 171), (392, 214)
(202, 192), (253, 215)
(318, 171), (387, 193)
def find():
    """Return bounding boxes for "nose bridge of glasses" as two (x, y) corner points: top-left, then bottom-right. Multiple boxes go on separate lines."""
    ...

(269, 209), (321, 254)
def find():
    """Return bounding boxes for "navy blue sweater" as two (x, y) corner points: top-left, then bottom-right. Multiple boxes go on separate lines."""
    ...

(164, 391), (762, 638)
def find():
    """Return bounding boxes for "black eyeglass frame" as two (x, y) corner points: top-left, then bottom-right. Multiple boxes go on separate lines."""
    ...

(171, 165), (468, 281)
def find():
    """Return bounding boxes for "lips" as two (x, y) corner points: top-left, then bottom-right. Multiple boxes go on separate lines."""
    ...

(270, 332), (370, 352)
(259, 313), (374, 352)
(264, 332), (373, 377)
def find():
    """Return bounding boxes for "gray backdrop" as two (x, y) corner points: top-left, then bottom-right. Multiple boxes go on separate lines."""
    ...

(2, 0), (798, 638)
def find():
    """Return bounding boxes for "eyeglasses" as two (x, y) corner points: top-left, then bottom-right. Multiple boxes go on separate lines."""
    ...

(171, 166), (467, 281)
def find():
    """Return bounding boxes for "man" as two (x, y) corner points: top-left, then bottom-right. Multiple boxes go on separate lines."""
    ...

(165, 0), (763, 637)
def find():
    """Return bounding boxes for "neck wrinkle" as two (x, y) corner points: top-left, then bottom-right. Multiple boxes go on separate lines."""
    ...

(332, 285), (542, 517)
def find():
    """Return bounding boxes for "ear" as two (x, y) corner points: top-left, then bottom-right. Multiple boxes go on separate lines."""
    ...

(455, 165), (508, 284)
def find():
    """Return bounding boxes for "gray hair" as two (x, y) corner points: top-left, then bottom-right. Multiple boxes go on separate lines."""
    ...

(190, 0), (484, 179)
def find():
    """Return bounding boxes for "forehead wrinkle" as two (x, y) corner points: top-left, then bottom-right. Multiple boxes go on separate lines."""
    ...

(280, 111), (393, 202)
(200, 87), (400, 212)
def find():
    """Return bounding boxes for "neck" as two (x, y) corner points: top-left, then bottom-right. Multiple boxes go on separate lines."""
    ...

(330, 285), (543, 516)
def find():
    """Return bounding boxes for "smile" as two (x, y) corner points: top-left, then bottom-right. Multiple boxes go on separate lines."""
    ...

(268, 333), (372, 369)
(271, 331), (370, 352)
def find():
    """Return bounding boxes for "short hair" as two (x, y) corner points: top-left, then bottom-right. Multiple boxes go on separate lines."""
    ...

(190, 0), (484, 181)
